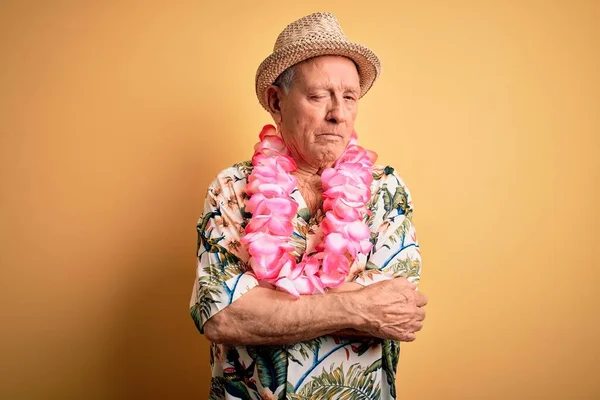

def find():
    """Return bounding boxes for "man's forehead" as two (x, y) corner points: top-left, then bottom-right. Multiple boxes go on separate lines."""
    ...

(294, 56), (360, 89)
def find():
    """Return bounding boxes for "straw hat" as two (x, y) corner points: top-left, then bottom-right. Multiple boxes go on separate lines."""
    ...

(255, 12), (381, 110)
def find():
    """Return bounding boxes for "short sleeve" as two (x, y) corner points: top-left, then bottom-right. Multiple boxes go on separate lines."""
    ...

(189, 168), (259, 334)
(353, 167), (422, 287)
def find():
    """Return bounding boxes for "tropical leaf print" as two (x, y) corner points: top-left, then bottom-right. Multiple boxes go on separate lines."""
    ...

(382, 340), (400, 398)
(285, 338), (324, 370)
(372, 165), (387, 181)
(388, 217), (412, 245)
(246, 345), (289, 399)
(223, 347), (259, 394)
(297, 207), (312, 223)
(190, 274), (225, 333)
(189, 303), (203, 333)
(382, 183), (393, 217)
(288, 231), (308, 260)
(365, 190), (380, 228)
(365, 358), (382, 374)
(388, 256), (421, 282)
(288, 339), (322, 362)
(198, 231), (245, 274)
(297, 363), (381, 399)
(190, 298), (216, 333)
(208, 376), (227, 400)
(233, 160), (254, 177)
(202, 260), (246, 285)
(224, 381), (253, 399)
(351, 338), (383, 357)
(392, 185), (410, 218)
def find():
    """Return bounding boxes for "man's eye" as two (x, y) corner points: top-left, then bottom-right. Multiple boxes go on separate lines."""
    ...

(344, 96), (356, 101)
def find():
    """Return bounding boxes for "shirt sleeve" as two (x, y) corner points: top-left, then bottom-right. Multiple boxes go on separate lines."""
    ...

(353, 168), (422, 288)
(189, 170), (259, 334)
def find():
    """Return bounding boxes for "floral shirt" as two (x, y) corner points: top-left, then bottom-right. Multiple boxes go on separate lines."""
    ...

(190, 161), (421, 399)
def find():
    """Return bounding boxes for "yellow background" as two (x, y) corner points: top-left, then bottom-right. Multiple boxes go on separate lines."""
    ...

(1, 1), (599, 398)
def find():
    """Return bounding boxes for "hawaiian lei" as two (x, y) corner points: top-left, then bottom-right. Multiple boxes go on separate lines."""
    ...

(241, 125), (377, 298)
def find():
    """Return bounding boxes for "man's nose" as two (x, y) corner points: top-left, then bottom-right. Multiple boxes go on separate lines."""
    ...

(326, 97), (347, 124)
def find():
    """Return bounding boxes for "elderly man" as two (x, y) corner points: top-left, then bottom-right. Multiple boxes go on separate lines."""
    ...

(190, 12), (427, 399)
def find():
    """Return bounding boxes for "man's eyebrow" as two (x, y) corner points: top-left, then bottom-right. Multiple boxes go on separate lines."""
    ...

(306, 84), (360, 93)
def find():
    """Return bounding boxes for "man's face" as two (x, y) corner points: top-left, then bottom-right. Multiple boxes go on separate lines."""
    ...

(277, 56), (361, 170)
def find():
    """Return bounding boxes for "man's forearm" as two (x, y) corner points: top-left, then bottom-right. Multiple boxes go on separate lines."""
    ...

(327, 282), (374, 338)
(203, 285), (366, 345)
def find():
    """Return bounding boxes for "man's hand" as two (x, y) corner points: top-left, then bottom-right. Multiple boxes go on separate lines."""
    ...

(351, 278), (428, 342)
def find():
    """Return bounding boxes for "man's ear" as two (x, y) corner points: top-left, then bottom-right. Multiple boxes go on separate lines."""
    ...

(265, 85), (283, 125)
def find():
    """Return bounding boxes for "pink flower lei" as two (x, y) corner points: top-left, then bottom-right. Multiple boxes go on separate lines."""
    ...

(241, 125), (377, 298)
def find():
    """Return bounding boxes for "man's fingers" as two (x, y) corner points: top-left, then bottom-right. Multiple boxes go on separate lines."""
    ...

(413, 321), (424, 332)
(415, 292), (428, 307)
(388, 276), (412, 288)
(402, 332), (416, 342)
(415, 307), (426, 321)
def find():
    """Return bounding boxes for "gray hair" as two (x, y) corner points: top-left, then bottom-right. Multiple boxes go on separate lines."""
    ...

(273, 65), (296, 93)
(272, 58), (361, 94)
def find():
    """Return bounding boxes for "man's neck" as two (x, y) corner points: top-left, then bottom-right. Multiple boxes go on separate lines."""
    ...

(293, 165), (327, 190)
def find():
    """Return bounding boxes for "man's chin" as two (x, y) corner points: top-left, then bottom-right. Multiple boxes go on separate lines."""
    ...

(323, 150), (347, 165)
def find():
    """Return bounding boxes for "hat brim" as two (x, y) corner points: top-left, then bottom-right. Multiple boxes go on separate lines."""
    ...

(255, 40), (381, 110)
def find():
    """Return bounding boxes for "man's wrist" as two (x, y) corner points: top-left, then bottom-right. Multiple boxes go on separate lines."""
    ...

(330, 289), (368, 331)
